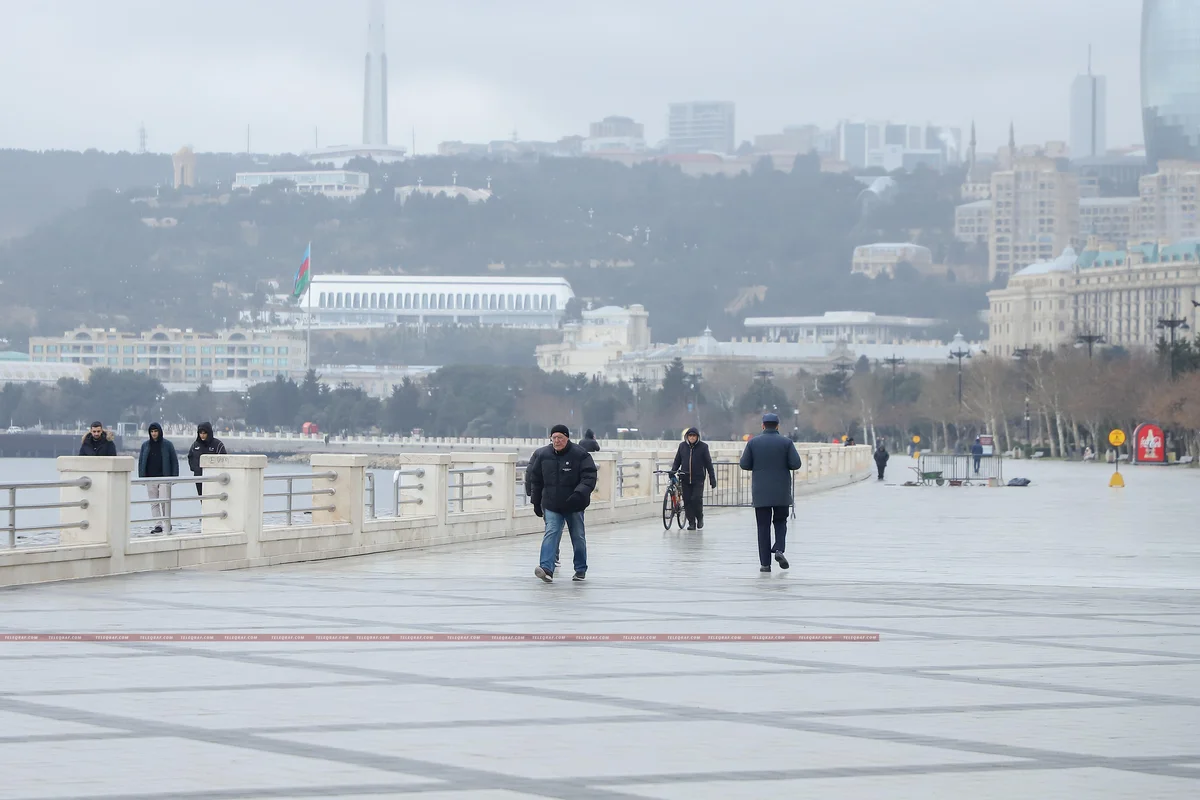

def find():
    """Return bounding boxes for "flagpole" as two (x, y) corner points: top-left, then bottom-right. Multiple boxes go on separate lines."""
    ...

(305, 240), (312, 373)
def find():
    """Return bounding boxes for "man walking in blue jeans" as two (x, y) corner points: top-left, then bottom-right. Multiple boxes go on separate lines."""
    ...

(739, 413), (802, 572)
(527, 424), (598, 583)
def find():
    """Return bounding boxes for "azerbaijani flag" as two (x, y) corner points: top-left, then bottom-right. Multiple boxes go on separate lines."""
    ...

(292, 242), (311, 301)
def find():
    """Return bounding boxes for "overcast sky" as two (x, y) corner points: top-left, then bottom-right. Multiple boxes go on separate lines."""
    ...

(0, 0), (1141, 156)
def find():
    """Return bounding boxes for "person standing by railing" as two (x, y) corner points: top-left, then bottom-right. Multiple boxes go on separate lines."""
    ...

(670, 427), (716, 530)
(527, 424), (597, 583)
(78, 421), (117, 457)
(188, 422), (227, 495)
(138, 422), (179, 534)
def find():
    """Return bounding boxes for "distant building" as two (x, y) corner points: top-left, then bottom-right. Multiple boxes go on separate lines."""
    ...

(667, 102), (735, 154)
(1078, 196), (1138, 244)
(1136, 159), (1200, 242)
(753, 125), (836, 157)
(1142, 0), (1200, 167)
(394, 184), (492, 205)
(172, 146), (196, 189)
(313, 364), (439, 398)
(1070, 68), (1107, 159)
(956, 200), (993, 244)
(535, 305), (652, 380)
(988, 156), (1080, 282)
(303, 145), (408, 168)
(851, 243), (933, 279)
(0, 352), (90, 387)
(298, 275), (574, 330)
(986, 241), (1200, 355)
(589, 116), (644, 139)
(233, 170), (370, 199)
(838, 119), (960, 171)
(437, 141), (490, 158)
(30, 327), (307, 387)
(742, 311), (944, 344)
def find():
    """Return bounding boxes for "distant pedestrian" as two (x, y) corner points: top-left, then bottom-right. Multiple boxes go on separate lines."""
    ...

(874, 441), (889, 480)
(526, 424), (597, 583)
(739, 413), (802, 573)
(845, 436), (856, 447)
(971, 436), (984, 473)
(188, 422), (227, 495)
(580, 429), (601, 452)
(78, 421), (117, 457)
(138, 422), (179, 534)
(670, 427), (716, 530)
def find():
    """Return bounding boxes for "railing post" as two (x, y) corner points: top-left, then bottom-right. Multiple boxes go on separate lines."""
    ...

(310, 454), (367, 528)
(200, 454), (265, 544)
(57, 456), (132, 558)
(392, 454), (450, 525)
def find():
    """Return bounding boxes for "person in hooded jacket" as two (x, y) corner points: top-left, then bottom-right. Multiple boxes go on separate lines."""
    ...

(670, 427), (716, 529)
(79, 421), (117, 456)
(873, 440), (889, 480)
(139, 423), (179, 533)
(187, 422), (227, 495)
(526, 424), (597, 583)
(580, 429), (601, 452)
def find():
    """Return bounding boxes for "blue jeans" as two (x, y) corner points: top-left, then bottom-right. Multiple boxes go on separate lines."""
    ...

(539, 509), (587, 576)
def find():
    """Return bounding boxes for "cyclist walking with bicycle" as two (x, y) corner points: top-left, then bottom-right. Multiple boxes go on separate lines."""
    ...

(670, 427), (716, 530)
(739, 413), (802, 573)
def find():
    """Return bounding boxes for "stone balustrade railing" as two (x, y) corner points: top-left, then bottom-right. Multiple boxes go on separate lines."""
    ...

(0, 445), (872, 587)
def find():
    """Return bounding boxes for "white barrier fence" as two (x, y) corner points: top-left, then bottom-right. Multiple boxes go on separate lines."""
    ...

(0, 445), (872, 587)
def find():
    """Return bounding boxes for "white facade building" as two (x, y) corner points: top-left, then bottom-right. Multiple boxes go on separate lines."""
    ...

(850, 243), (934, 279)
(955, 199), (993, 243)
(668, 102), (735, 154)
(298, 275), (574, 329)
(742, 311), (944, 344)
(535, 305), (652, 379)
(233, 170), (370, 199)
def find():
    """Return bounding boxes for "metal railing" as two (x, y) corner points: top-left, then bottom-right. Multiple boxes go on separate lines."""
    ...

(130, 474), (230, 536)
(448, 465), (494, 512)
(616, 461), (641, 498)
(263, 471), (337, 527)
(364, 468), (426, 519)
(1, 478), (92, 548)
(515, 460), (530, 507)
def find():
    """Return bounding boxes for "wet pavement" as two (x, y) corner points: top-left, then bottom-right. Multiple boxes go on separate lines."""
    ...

(1, 460), (1198, 799)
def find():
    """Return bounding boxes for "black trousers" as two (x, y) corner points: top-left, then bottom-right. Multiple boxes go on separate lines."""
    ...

(754, 506), (789, 566)
(681, 480), (705, 525)
(876, 463), (886, 479)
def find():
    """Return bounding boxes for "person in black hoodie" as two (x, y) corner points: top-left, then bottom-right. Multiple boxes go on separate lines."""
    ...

(580, 429), (601, 452)
(79, 421), (117, 456)
(139, 422), (179, 533)
(670, 427), (716, 530)
(187, 422), (227, 495)
(526, 424), (597, 583)
(873, 440), (890, 481)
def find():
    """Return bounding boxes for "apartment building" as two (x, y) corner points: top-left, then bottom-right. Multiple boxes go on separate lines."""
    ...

(989, 157), (1080, 282)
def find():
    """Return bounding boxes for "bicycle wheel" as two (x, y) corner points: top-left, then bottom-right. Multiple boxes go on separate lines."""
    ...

(662, 489), (674, 530)
(673, 490), (685, 529)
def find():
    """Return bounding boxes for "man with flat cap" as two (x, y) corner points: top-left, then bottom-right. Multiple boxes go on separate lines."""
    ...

(738, 412), (802, 572)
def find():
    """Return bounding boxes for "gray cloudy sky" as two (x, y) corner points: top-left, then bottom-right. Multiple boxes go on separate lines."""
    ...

(0, 0), (1140, 155)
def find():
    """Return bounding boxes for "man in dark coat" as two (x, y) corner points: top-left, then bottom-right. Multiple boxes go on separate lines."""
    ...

(670, 427), (716, 529)
(873, 440), (890, 480)
(79, 421), (117, 456)
(739, 413), (802, 572)
(580, 429), (601, 452)
(971, 436), (984, 473)
(187, 422), (227, 495)
(138, 422), (180, 534)
(526, 424), (598, 583)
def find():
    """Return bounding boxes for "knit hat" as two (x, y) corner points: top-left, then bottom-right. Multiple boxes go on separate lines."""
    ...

(550, 424), (570, 437)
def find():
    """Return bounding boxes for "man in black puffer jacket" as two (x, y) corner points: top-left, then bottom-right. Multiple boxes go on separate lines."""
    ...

(670, 427), (716, 530)
(526, 424), (597, 583)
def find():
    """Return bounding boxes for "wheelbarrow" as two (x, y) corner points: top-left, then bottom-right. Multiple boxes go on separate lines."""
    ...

(910, 466), (945, 486)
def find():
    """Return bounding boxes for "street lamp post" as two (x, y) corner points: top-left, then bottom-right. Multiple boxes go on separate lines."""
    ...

(1075, 332), (1106, 360)
(883, 354), (905, 403)
(1024, 395), (1031, 444)
(947, 332), (972, 407)
(1156, 316), (1191, 380)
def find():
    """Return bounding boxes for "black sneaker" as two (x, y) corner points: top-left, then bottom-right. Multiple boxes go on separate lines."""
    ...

(534, 566), (553, 583)
(151, 525), (163, 534)
(774, 552), (790, 570)
(572, 572), (586, 581)
(697, 520), (704, 529)
(686, 523), (696, 530)
(759, 565), (771, 573)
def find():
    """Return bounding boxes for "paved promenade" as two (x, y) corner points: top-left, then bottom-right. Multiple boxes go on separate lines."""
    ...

(1, 461), (1198, 799)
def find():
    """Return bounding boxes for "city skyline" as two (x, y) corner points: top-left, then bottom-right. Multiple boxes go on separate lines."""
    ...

(0, 0), (1141, 156)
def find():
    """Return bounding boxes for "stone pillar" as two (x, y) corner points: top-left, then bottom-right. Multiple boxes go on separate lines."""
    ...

(199, 454), (265, 538)
(56, 455), (132, 550)
(591, 451), (617, 508)
(310, 454), (366, 527)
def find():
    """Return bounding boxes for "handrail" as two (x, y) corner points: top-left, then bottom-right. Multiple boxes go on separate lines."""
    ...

(2, 477), (93, 548)
(262, 472), (338, 527)
(0, 478), (92, 492)
(132, 474), (229, 486)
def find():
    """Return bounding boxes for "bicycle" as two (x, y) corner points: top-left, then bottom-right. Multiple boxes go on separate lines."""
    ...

(654, 469), (685, 530)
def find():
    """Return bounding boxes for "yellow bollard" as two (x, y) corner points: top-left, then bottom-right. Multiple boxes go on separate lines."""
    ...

(1109, 472), (1125, 488)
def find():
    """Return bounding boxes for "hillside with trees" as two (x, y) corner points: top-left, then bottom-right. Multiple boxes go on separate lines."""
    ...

(0, 149), (987, 353)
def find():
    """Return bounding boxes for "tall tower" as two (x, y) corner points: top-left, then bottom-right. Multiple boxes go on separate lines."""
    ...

(1070, 46), (1107, 159)
(1142, 0), (1200, 167)
(363, 0), (388, 146)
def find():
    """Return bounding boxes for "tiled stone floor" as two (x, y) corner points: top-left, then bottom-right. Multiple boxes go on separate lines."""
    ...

(1, 460), (1197, 798)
